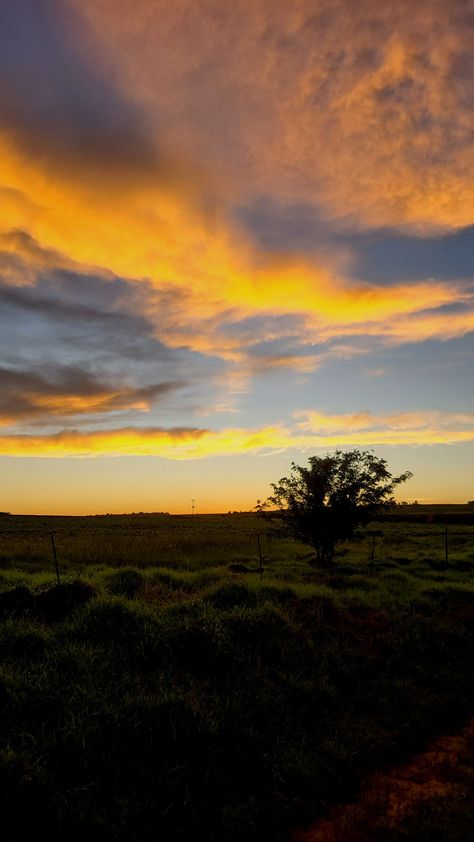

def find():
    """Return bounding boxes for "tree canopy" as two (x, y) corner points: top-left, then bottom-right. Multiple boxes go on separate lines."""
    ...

(258, 450), (413, 566)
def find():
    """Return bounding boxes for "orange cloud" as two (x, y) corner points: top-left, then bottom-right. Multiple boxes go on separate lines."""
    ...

(2, 408), (474, 459)
(2, 124), (469, 366)
(311, 305), (474, 346)
(0, 425), (293, 459)
(31, 392), (147, 416)
(1, 0), (473, 373)
(0, 364), (181, 426)
(73, 0), (474, 232)
(295, 409), (474, 446)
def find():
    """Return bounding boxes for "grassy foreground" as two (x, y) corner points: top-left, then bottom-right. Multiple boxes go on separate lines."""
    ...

(1, 510), (474, 841)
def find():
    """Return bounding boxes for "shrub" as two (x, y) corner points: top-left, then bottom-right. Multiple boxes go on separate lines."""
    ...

(0, 620), (51, 659)
(35, 581), (96, 622)
(66, 597), (160, 644)
(259, 585), (296, 604)
(0, 581), (95, 624)
(105, 569), (144, 598)
(206, 582), (257, 610)
(0, 587), (34, 620)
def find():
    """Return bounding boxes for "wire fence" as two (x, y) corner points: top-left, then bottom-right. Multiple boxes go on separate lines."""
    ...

(1, 519), (474, 587)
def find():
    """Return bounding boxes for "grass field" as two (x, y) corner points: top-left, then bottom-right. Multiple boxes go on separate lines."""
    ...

(1, 507), (474, 841)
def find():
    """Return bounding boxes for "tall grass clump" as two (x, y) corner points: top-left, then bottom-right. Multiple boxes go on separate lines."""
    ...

(104, 568), (144, 598)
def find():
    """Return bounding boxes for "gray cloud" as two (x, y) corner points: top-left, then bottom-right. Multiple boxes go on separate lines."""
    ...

(0, 363), (183, 425)
(236, 197), (474, 286)
(0, 233), (175, 366)
(0, 232), (233, 431)
(0, 0), (159, 180)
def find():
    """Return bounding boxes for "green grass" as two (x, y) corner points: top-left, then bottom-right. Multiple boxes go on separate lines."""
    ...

(1, 510), (474, 840)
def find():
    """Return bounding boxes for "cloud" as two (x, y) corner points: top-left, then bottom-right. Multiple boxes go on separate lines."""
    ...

(0, 365), (183, 426)
(0, 264), (152, 339)
(1, 1), (473, 382)
(0, 264), (186, 399)
(1, 228), (472, 415)
(0, 230), (98, 285)
(0, 0), (163, 185)
(0, 424), (290, 459)
(4, 216), (469, 376)
(295, 408), (474, 446)
(74, 0), (474, 232)
(313, 302), (474, 345)
(2, 408), (474, 459)
(1, 0), (474, 467)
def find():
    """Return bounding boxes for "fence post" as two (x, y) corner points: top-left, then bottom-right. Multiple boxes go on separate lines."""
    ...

(367, 532), (376, 575)
(257, 534), (263, 581)
(445, 526), (449, 568)
(51, 533), (61, 586)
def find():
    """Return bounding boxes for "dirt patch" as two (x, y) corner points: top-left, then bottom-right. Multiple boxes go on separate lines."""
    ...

(292, 719), (474, 842)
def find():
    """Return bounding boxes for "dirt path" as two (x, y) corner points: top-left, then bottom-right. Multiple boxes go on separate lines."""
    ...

(292, 719), (474, 842)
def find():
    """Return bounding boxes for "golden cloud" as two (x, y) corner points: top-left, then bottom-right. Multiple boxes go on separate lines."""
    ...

(2, 408), (474, 459)
(295, 409), (474, 446)
(0, 128), (469, 363)
(0, 425), (292, 459)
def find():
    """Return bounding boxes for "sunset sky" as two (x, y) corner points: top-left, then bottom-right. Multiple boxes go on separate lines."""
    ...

(1, 0), (474, 513)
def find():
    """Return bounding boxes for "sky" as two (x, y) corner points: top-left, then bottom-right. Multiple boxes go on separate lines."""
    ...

(1, 0), (474, 514)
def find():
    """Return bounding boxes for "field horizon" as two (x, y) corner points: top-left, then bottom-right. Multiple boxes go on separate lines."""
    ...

(3, 501), (474, 519)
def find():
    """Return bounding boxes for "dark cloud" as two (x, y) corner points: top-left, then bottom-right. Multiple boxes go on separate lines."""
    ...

(0, 232), (230, 430)
(0, 230), (80, 271)
(237, 197), (474, 285)
(346, 226), (474, 285)
(0, 275), (150, 333)
(235, 197), (336, 254)
(0, 0), (160, 180)
(0, 363), (183, 424)
(0, 234), (176, 364)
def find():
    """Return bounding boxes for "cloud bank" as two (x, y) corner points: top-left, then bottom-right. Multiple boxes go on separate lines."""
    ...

(2, 409), (474, 459)
(0, 0), (473, 465)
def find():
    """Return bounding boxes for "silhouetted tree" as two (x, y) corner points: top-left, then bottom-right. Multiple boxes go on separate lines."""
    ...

(257, 450), (412, 567)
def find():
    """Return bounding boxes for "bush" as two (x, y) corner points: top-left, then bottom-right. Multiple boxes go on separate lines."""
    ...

(0, 620), (51, 659)
(0, 581), (95, 624)
(35, 581), (96, 622)
(66, 597), (160, 644)
(206, 582), (257, 610)
(0, 587), (34, 620)
(259, 584), (296, 604)
(105, 569), (144, 598)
